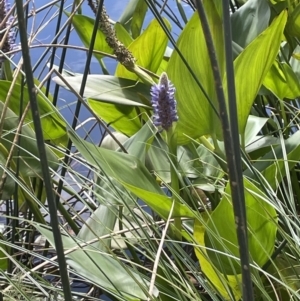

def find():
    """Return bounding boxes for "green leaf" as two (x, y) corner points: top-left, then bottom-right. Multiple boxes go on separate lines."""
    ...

(244, 131), (300, 189)
(0, 105), (58, 199)
(266, 256), (300, 298)
(0, 233), (9, 270)
(244, 115), (279, 153)
(122, 121), (156, 161)
(69, 131), (195, 219)
(228, 11), (287, 140)
(231, 0), (270, 48)
(89, 100), (142, 136)
(37, 225), (158, 300)
(131, 0), (148, 38)
(194, 213), (242, 301)
(286, 2), (300, 39)
(166, 1), (224, 144)
(115, 18), (171, 80)
(263, 60), (300, 99)
(115, 22), (133, 47)
(71, 14), (113, 64)
(204, 178), (277, 275)
(118, 0), (141, 27)
(0, 81), (66, 141)
(53, 75), (152, 136)
(77, 205), (117, 251)
(53, 75), (150, 107)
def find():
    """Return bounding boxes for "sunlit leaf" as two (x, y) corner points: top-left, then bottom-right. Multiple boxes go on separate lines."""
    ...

(166, 1), (224, 144)
(131, 0), (148, 38)
(53, 75), (152, 136)
(194, 213), (242, 301)
(227, 11), (287, 140)
(0, 81), (66, 141)
(286, 2), (300, 39)
(263, 60), (300, 99)
(115, 22), (133, 47)
(118, 0), (141, 27)
(115, 18), (171, 80)
(204, 178), (277, 275)
(71, 14), (113, 63)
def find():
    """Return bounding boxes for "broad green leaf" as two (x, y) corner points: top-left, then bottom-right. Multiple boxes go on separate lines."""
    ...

(231, 0), (270, 48)
(166, 1), (224, 144)
(131, 0), (148, 38)
(156, 58), (168, 75)
(89, 100), (142, 136)
(286, 3), (300, 39)
(111, 208), (153, 249)
(227, 11), (287, 140)
(122, 120), (156, 161)
(147, 135), (171, 183)
(77, 205), (117, 251)
(37, 225), (158, 300)
(263, 60), (300, 99)
(0, 81), (66, 141)
(101, 132), (129, 150)
(53, 75), (152, 136)
(244, 130), (300, 189)
(52, 75), (151, 108)
(244, 115), (269, 147)
(71, 15), (113, 64)
(69, 131), (195, 219)
(118, 0), (141, 27)
(115, 18), (171, 80)
(196, 142), (222, 179)
(204, 178), (277, 275)
(194, 213), (242, 301)
(115, 22), (133, 47)
(266, 256), (300, 298)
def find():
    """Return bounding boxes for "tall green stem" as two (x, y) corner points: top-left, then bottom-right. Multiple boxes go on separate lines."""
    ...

(166, 126), (181, 240)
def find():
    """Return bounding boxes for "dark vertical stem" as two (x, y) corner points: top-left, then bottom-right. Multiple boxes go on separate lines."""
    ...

(15, 1), (72, 300)
(222, 0), (254, 300)
(194, 1), (254, 300)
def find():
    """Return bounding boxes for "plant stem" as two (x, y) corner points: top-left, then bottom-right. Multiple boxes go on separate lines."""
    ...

(166, 126), (181, 240)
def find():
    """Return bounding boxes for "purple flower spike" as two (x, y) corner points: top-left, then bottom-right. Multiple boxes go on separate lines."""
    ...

(0, 0), (15, 62)
(150, 72), (178, 131)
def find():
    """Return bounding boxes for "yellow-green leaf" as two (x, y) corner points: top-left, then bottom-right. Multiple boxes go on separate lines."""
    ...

(224, 11), (287, 140)
(115, 18), (171, 80)
(166, 1), (224, 144)
(263, 60), (300, 99)
(204, 178), (277, 275)
(194, 213), (242, 301)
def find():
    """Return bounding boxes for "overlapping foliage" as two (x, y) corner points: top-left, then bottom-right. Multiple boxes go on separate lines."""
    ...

(1, 0), (300, 300)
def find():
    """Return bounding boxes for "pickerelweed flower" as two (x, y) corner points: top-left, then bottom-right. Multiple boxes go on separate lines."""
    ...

(0, 0), (15, 62)
(150, 72), (178, 131)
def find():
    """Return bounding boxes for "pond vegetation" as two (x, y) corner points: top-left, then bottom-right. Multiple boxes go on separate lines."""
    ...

(0, 0), (300, 300)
